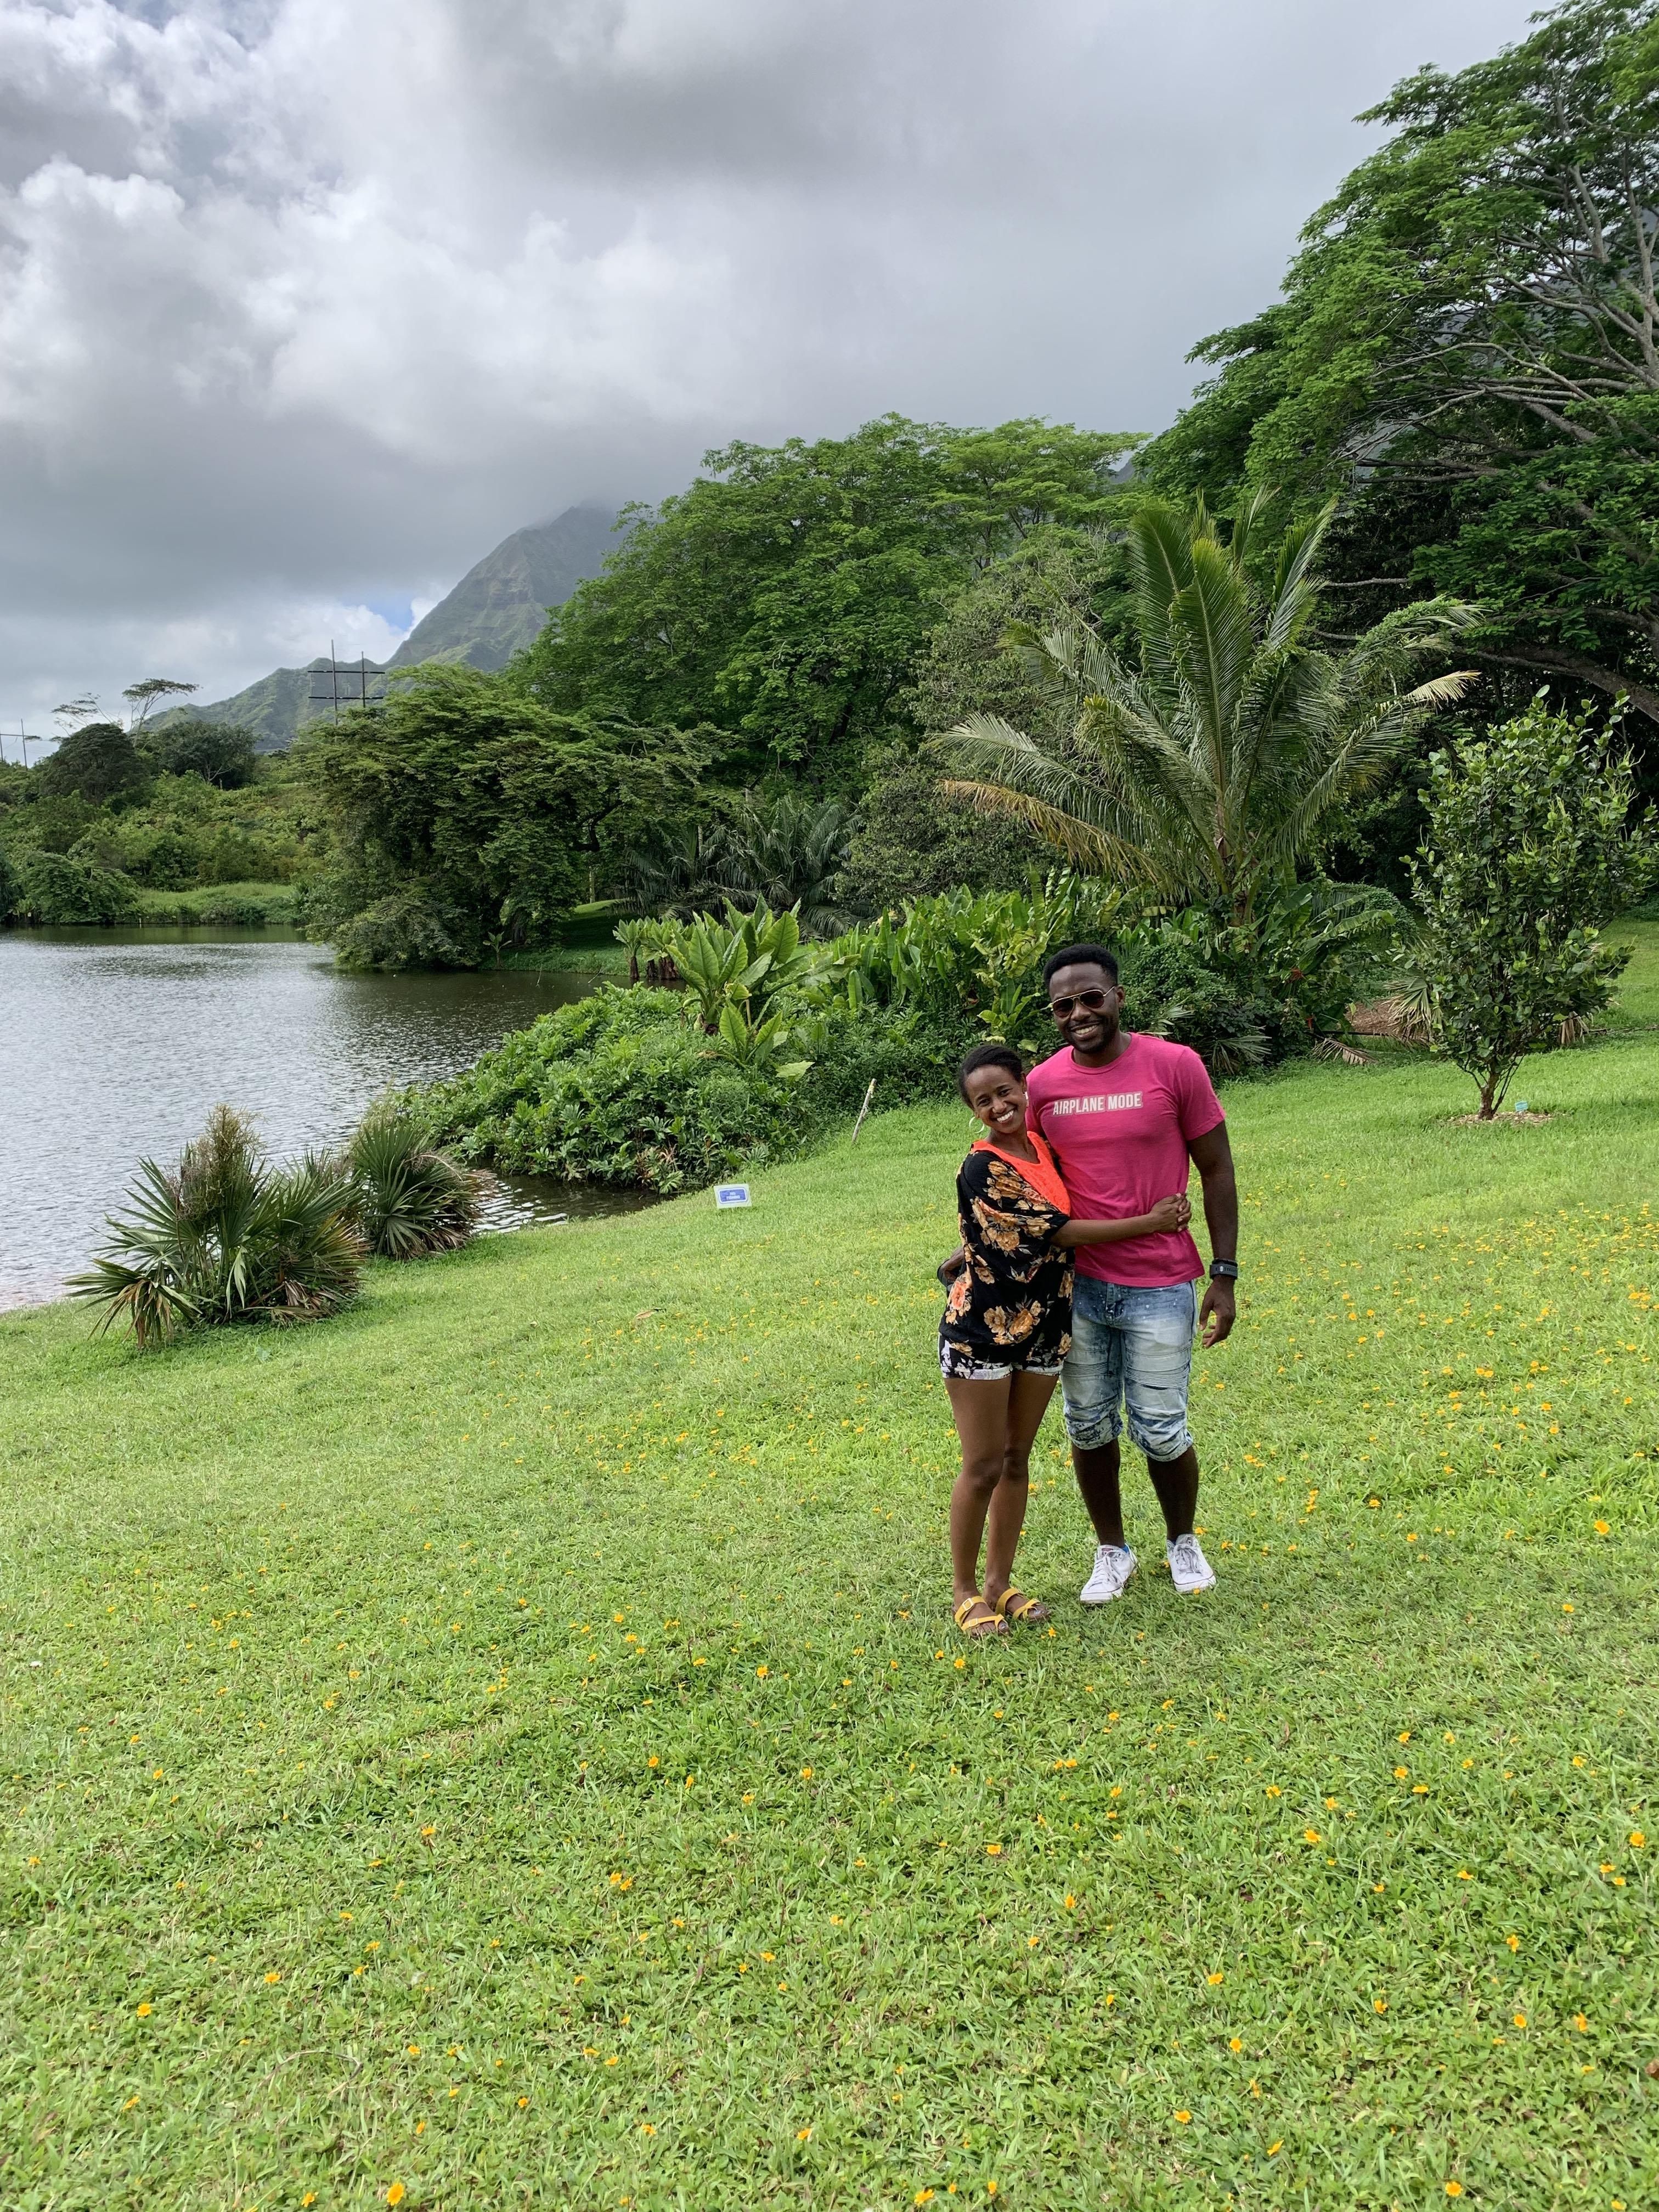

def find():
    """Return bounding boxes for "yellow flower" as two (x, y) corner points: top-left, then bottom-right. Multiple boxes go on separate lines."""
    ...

(1444, 2185), (1463, 2199)
(1174, 2109), (1192, 2124)
(1229, 2036), (1243, 2052)
(915, 2192), (934, 2206)
(799, 1767), (814, 1780)
(797, 2128), (811, 2141)
(1064, 1895), (1076, 1910)
(136, 2002), (153, 2018)
(264, 1971), (281, 1984)
(1513, 2012), (1527, 2029)
(640, 2121), (655, 2135)
(1594, 1520), (1610, 1534)
(755, 1666), (768, 1678)
(1265, 1784), (1281, 1798)
(1573, 2012), (1589, 2032)
(407, 2044), (420, 2057)
(1398, 1731), (1411, 1743)
(1630, 1831), (1646, 1849)
(1206, 1972), (1224, 1986)
(1303, 1829), (1321, 1845)
(986, 1842), (1002, 1856)
(1266, 2140), (1282, 2156)
(1394, 1765), (1409, 1780)
(387, 2189), (406, 2208)
(1374, 1998), (1387, 2014)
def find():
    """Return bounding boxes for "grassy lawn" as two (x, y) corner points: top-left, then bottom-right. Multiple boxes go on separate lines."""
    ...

(132, 881), (299, 922)
(2, 1024), (1656, 2207)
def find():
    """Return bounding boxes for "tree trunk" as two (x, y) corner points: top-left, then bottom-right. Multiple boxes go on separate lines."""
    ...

(1477, 1079), (1498, 1119)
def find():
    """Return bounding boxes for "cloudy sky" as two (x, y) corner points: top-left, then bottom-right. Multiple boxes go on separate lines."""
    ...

(0, 0), (1538, 734)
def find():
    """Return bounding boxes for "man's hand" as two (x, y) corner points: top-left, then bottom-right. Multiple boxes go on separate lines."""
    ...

(937, 1245), (967, 1285)
(1198, 1277), (1235, 1348)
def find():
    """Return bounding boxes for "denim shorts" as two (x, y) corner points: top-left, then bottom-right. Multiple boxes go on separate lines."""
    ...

(1060, 1277), (1199, 1460)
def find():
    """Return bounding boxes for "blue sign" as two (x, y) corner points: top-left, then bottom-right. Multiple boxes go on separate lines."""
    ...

(715, 1184), (752, 1209)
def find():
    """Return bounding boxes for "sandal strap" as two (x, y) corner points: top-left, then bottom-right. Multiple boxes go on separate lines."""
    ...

(994, 1587), (1043, 1621)
(953, 1596), (1003, 1634)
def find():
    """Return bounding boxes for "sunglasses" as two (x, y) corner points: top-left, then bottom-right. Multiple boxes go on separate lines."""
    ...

(1049, 987), (1114, 1017)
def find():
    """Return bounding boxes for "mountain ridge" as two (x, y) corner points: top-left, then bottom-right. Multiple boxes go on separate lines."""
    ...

(165, 504), (620, 749)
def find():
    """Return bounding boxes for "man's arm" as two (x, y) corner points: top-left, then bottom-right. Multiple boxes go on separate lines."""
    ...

(1187, 1121), (1238, 1348)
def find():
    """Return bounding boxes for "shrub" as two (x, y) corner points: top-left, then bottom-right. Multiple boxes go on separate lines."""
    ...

(414, 986), (977, 1195)
(345, 1105), (481, 1258)
(1406, 701), (1657, 1115)
(70, 1107), (363, 1348)
(197, 892), (272, 927)
(34, 722), (150, 804)
(11, 850), (140, 925)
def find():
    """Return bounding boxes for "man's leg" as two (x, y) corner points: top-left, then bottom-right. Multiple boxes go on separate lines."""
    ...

(1073, 1439), (1126, 1548)
(1146, 1446), (1199, 1541)
(1062, 1280), (1137, 1601)
(1119, 1284), (1215, 1590)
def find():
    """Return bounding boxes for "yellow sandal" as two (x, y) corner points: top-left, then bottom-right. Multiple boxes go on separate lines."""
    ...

(954, 1595), (1007, 1639)
(991, 1585), (1051, 1626)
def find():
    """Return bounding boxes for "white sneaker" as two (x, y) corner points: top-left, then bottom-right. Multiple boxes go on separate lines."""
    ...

(1166, 1533), (1217, 1594)
(1080, 1543), (1138, 1605)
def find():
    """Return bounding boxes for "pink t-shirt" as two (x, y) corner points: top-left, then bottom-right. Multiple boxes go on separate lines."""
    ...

(1025, 1032), (1223, 1286)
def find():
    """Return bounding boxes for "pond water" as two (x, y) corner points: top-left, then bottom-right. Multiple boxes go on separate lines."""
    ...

(0, 929), (648, 1312)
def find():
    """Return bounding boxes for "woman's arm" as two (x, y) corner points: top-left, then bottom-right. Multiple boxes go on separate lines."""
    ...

(1053, 1193), (1190, 1248)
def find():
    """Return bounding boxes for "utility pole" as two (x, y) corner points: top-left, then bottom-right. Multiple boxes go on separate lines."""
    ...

(308, 643), (383, 720)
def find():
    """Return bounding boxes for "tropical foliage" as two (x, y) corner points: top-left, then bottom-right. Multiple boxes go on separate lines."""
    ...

(616, 791), (854, 934)
(1404, 701), (1657, 1114)
(1145, 0), (1659, 728)
(345, 1104), (482, 1259)
(70, 1107), (364, 1348)
(943, 494), (1477, 924)
(520, 417), (1139, 788)
(296, 663), (708, 969)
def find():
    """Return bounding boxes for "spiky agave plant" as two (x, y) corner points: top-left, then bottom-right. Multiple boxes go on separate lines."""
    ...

(345, 1104), (480, 1260)
(71, 1105), (363, 1347)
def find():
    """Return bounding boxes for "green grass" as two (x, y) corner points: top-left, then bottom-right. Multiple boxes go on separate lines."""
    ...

(131, 881), (299, 922)
(2, 1034), (1656, 2208)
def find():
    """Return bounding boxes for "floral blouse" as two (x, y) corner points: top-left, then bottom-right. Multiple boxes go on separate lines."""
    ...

(940, 1141), (1073, 1362)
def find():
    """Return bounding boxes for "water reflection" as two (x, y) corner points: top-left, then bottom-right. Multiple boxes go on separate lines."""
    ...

(0, 928), (639, 1310)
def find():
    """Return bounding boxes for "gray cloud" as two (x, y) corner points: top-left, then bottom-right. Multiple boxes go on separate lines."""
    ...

(0, 0), (1538, 727)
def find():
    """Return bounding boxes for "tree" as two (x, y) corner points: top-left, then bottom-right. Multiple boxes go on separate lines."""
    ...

(296, 664), (708, 968)
(518, 416), (1137, 788)
(839, 760), (1054, 912)
(33, 722), (150, 804)
(1407, 699), (1656, 1114)
(145, 720), (258, 789)
(1144, 0), (1659, 728)
(123, 678), (199, 729)
(943, 495), (1477, 924)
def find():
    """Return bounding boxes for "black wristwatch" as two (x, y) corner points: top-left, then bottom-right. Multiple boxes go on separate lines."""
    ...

(1209, 1259), (1239, 1280)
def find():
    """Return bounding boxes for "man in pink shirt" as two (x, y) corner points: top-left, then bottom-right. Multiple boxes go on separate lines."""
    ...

(1025, 943), (1239, 1601)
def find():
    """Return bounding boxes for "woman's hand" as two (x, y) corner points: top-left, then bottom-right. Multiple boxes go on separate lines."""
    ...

(936, 1245), (967, 1284)
(1145, 1192), (1192, 1233)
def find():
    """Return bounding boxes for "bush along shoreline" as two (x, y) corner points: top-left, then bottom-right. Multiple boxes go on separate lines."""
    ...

(410, 873), (1397, 1195)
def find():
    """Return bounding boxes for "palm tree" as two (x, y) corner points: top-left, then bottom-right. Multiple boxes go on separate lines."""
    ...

(943, 494), (1478, 926)
(717, 791), (854, 936)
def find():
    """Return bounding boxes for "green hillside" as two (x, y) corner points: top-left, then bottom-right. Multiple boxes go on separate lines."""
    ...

(388, 506), (619, 672)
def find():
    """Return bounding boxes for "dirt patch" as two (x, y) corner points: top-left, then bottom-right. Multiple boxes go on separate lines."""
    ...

(1450, 1110), (1553, 1126)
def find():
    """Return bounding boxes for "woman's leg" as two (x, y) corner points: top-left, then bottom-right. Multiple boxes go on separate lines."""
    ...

(945, 1373), (1013, 1616)
(984, 1368), (1059, 1609)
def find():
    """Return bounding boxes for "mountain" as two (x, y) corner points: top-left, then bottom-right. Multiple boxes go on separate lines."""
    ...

(165, 503), (619, 751)
(388, 504), (619, 671)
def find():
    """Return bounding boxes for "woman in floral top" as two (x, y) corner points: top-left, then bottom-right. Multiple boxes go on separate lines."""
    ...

(943, 1044), (1190, 1638)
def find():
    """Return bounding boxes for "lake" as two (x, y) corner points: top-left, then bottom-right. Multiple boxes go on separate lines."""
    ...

(0, 929), (645, 1311)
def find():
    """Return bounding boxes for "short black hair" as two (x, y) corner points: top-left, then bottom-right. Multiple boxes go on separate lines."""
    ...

(1041, 941), (1120, 992)
(957, 1042), (1025, 1102)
